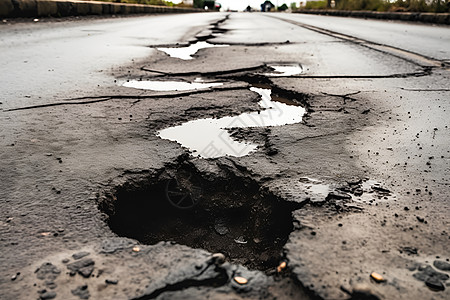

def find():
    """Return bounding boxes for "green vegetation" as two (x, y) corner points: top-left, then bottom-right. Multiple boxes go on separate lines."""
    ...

(92, 0), (178, 6)
(194, 0), (204, 8)
(278, 3), (289, 10)
(304, 0), (449, 13)
(305, 0), (328, 9)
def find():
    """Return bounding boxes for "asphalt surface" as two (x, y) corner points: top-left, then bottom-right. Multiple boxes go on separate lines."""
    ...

(1, 12), (449, 300)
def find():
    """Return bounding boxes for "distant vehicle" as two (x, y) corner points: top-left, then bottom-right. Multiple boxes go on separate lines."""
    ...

(261, 0), (275, 12)
(204, 0), (221, 11)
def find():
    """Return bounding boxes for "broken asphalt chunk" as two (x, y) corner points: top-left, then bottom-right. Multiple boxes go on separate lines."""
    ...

(434, 260), (450, 271)
(413, 264), (449, 291)
(326, 191), (352, 200)
(72, 251), (90, 260)
(425, 277), (446, 291)
(100, 238), (134, 254)
(35, 263), (60, 281)
(71, 284), (90, 299)
(39, 291), (57, 300)
(66, 258), (95, 278)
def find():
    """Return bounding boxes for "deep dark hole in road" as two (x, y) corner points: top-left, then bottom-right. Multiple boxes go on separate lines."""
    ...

(102, 162), (301, 273)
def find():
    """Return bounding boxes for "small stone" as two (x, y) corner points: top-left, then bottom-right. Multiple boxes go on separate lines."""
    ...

(413, 265), (449, 282)
(11, 272), (19, 281)
(277, 261), (287, 273)
(132, 246), (140, 252)
(406, 263), (419, 271)
(233, 276), (248, 285)
(72, 252), (90, 260)
(105, 279), (118, 285)
(434, 260), (450, 271)
(416, 216), (425, 223)
(66, 258), (94, 277)
(400, 247), (418, 255)
(234, 236), (247, 244)
(71, 285), (90, 299)
(39, 291), (57, 300)
(211, 253), (226, 265)
(353, 188), (363, 196)
(35, 263), (60, 281)
(45, 281), (57, 289)
(425, 277), (445, 291)
(370, 272), (385, 283)
(78, 266), (94, 278)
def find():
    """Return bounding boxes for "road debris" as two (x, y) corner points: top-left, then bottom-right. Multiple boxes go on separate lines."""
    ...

(370, 272), (385, 283)
(211, 253), (226, 265)
(234, 276), (248, 285)
(277, 261), (287, 273)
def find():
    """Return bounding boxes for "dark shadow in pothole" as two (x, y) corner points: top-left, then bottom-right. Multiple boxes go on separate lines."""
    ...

(100, 160), (302, 273)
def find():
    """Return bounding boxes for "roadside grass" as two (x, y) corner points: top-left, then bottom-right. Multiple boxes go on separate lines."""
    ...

(91, 0), (179, 7)
(304, 0), (449, 13)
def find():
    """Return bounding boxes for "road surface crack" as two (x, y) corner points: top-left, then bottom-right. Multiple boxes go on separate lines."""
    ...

(286, 69), (432, 79)
(268, 15), (444, 70)
(141, 64), (267, 77)
(4, 87), (249, 112)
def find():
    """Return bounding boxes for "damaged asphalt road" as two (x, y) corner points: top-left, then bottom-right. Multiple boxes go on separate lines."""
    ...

(1, 12), (449, 300)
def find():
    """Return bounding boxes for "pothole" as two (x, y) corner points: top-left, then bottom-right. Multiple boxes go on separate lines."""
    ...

(122, 79), (224, 91)
(100, 160), (302, 272)
(157, 41), (229, 60)
(157, 87), (306, 158)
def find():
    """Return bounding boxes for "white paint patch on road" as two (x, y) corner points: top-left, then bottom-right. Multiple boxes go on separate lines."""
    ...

(157, 41), (229, 60)
(123, 80), (223, 91)
(158, 87), (306, 158)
